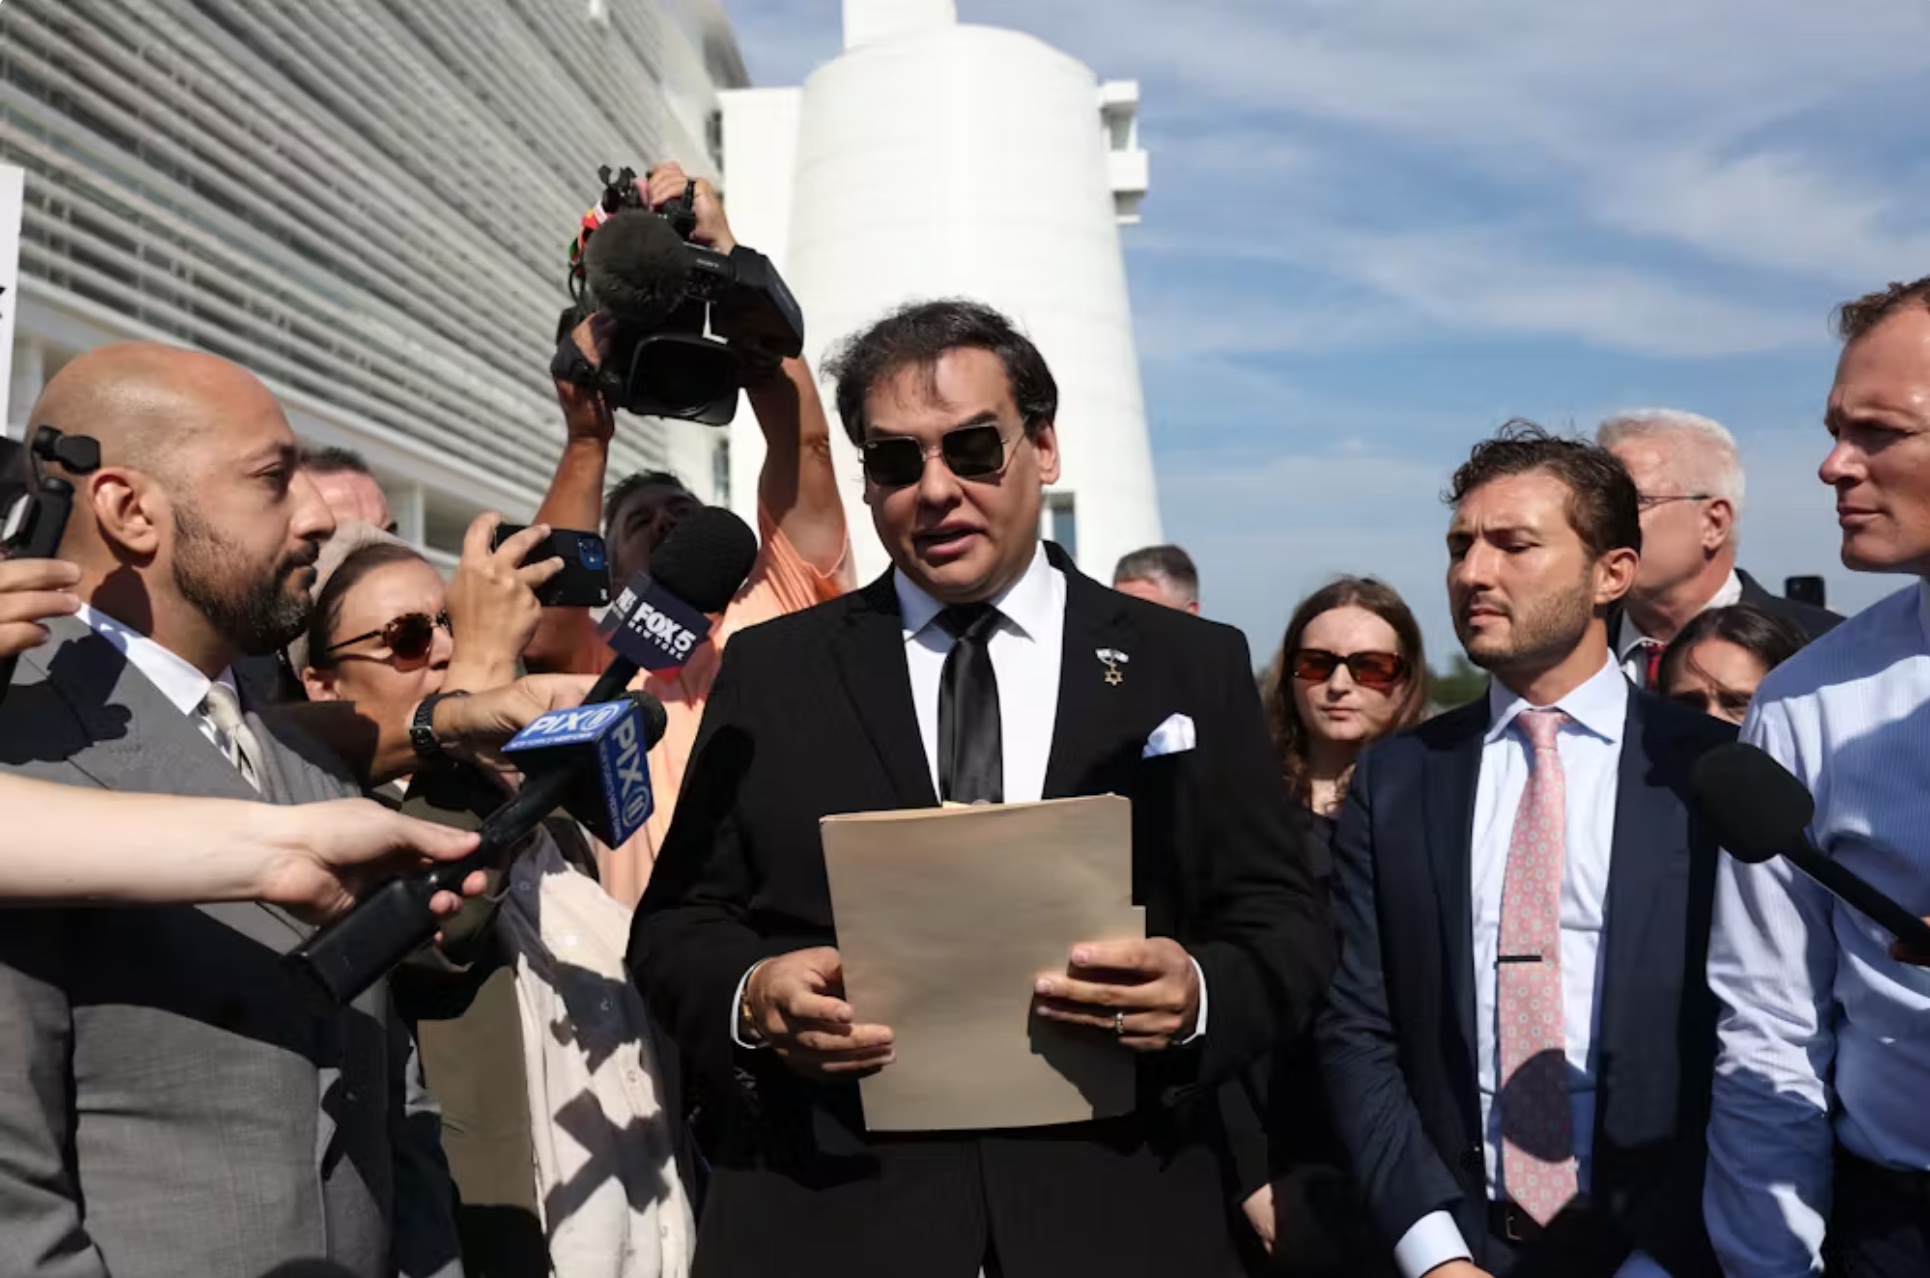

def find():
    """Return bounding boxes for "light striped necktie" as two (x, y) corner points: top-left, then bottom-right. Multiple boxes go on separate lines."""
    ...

(1498, 707), (1578, 1225)
(200, 680), (264, 792)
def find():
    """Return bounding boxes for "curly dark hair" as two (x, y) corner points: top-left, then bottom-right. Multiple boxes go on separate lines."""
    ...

(1835, 274), (1930, 344)
(1446, 419), (1641, 560)
(1261, 576), (1429, 810)
(822, 299), (1058, 448)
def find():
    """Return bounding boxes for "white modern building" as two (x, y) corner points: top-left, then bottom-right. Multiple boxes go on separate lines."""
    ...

(720, 0), (1162, 580)
(0, 0), (744, 557)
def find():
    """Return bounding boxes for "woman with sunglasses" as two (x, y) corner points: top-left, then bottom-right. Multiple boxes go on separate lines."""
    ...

(1268, 577), (1431, 826)
(300, 539), (456, 714)
(296, 516), (557, 741)
(298, 520), (700, 1277)
(1230, 576), (1427, 1275)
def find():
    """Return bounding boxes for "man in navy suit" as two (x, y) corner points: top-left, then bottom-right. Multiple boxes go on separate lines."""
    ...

(1319, 422), (1732, 1278)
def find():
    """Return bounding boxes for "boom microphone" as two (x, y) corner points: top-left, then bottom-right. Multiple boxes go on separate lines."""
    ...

(583, 209), (693, 328)
(1689, 741), (1930, 951)
(286, 506), (760, 1004)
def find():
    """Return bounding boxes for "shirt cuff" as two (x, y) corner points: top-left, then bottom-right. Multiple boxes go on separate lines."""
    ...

(729, 961), (769, 1050)
(1180, 956), (1208, 1044)
(1393, 1210), (1473, 1278)
(1613, 1250), (1675, 1278)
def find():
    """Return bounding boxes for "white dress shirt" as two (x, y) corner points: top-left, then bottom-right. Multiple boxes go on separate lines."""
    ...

(731, 543), (1204, 1046)
(1705, 580), (1930, 1277)
(896, 541), (1065, 804)
(73, 602), (244, 758)
(1616, 568), (1742, 682)
(1397, 656), (1664, 1278)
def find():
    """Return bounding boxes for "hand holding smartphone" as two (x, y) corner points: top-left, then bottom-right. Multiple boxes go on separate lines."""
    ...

(490, 523), (611, 608)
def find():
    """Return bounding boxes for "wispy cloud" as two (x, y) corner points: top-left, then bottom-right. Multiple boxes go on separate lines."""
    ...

(723, 0), (1930, 656)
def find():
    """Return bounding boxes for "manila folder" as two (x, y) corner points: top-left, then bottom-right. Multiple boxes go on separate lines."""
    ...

(819, 795), (1143, 1133)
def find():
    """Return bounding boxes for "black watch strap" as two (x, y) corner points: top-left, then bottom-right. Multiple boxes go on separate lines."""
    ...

(411, 690), (470, 764)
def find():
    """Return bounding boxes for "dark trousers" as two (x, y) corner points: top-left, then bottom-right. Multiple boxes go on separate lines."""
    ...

(1828, 1152), (1930, 1278)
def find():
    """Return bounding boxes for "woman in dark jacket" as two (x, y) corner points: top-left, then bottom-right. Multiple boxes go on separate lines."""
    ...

(1232, 577), (1428, 1274)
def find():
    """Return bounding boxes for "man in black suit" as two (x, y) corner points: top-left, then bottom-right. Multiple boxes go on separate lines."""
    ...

(1596, 408), (1838, 689)
(629, 300), (1332, 1278)
(1319, 423), (1733, 1278)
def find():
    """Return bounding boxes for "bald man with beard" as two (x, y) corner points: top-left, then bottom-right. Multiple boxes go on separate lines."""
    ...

(0, 343), (465, 1278)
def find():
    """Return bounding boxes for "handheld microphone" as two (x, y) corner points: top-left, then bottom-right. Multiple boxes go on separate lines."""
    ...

(286, 506), (760, 1004)
(597, 503), (757, 673)
(1689, 741), (1930, 952)
(502, 692), (669, 847)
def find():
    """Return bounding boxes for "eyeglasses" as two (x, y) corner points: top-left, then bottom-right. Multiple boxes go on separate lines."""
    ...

(1290, 648), (1409, 692)
(861, 423), (1025, 489)
(320, 610), (451, 661)
(1636, 492), (1712, 511)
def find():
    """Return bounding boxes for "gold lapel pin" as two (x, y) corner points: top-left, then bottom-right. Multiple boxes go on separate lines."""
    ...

(1096, 647), (1129, 687)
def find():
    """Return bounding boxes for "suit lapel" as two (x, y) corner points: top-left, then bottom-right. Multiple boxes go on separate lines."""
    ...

(1043, 555), (1139, 799)
(1425, 701), (1486, 1098)
(832, 572), (939, 809)
(33, 616), (261, 804)
(1593, 694), (1682, 1143)
(31, 617), (312, 945)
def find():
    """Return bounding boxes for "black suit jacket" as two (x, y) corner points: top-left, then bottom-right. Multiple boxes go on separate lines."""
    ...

(1609, 569), (1840, 663)
(1316, 689), (1733, 1278)
(1735, 568), (1841, 643)
(628, 546), (1333, 1278)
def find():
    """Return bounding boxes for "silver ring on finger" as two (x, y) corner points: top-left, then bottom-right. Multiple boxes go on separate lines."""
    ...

(1114, 1010), (1126, 1037)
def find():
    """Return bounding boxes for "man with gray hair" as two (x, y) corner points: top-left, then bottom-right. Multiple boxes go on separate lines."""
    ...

(1113, 543), (1201, 614)
(1597, 408), (1838, 687)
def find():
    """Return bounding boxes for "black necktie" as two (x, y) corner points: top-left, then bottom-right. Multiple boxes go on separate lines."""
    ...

(937, 603), (1004, 804)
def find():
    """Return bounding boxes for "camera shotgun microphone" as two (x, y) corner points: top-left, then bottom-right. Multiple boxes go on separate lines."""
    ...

(286, 506), (760, 1004)
(1689, 741), (1930, 952)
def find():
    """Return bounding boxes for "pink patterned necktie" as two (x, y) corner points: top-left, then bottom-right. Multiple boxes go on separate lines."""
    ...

(1498, 707), (1579, 1225)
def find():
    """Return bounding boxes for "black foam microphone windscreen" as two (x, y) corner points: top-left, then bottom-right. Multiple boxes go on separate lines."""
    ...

(583, 209), (693, 327)
(647, 505), (760, 614)
(1688, 741), (1817, 865)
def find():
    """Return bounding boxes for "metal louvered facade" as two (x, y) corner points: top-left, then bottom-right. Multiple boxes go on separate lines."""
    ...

(0, 0), (746, 547)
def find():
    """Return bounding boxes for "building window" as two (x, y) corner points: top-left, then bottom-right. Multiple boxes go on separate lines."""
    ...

(1046, 492), (1077, 562)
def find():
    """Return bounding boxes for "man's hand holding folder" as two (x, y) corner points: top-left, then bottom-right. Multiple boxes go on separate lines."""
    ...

(741, 946), (897, 1080)
(1032, 937), (1202, 1052)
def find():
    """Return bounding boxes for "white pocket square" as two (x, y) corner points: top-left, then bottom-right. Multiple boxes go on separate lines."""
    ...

(1143, 713), (1197, 759)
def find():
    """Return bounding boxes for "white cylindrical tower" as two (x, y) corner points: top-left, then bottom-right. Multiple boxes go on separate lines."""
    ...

(724, 2), (1160, 582)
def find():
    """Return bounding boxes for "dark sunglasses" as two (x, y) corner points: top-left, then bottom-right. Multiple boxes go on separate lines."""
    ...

(861, 422), (1023, 488)
(321, 610), (451, 661)
(1291, 648), (1409, 692)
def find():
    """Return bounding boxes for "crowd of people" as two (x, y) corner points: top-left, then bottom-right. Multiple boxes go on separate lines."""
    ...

(0, 155), (1927, 1278)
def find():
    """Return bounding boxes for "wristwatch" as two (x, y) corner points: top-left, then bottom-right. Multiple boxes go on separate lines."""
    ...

(410, 690), (470, 765)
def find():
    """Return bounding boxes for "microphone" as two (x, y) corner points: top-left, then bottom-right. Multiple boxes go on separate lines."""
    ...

(598, 504), (758, 672)
(286, 505), (760, 1004)
(583, 209), (694, 328)
(1689, 741), (1930, 951)
(501, 692), (670, 847)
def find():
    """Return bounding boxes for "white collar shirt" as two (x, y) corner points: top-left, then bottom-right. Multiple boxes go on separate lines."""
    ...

(72, 602), (242, 756)
(895, 541), (1065, 804)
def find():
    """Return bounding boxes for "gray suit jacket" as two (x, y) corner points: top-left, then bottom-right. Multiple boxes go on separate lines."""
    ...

(0, 616), (463, 1278)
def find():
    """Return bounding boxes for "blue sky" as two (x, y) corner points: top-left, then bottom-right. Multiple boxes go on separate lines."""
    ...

(723, 0), (1930, 666)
